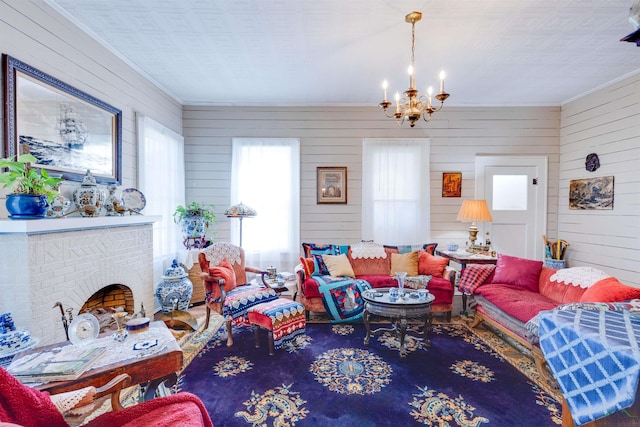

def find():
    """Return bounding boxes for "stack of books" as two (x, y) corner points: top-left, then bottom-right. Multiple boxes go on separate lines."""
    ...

(8, 345), (106, 382)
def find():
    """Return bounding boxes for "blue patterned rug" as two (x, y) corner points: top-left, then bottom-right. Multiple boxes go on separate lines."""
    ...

(178, 322), (560, 426)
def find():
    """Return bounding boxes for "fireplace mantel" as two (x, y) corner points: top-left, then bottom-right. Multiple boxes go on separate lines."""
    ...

(0, 215), (160, 345)
(0, 215), (160, 235)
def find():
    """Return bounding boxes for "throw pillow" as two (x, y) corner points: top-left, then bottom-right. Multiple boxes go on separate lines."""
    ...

(208, 259), (237, 301)
(417, 251), (449, 278)
(322, 254), (356, 278)
(312, 254), (331, 275)
(390, 251), (419, 276)
(299, 257), (315, 278)
(458, 264), (496, 294)
(580, 277), (640, 302)
(301, 242), (338, 258)
(492, 254), (543, 292)
(423, 243), (438, 255)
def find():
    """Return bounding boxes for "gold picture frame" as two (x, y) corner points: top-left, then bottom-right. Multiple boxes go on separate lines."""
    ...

(317, 167), (347, 204)
(442, 172), (462, 197)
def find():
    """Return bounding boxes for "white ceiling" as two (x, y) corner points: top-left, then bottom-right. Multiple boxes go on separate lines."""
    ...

(47, 0), (640, 106)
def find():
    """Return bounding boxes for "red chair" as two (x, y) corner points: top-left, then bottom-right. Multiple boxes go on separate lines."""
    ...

(198, 242), (278, 347)
(0, 368), (213, 427)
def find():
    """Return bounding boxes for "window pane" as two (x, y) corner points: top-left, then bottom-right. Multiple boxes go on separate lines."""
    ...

(232, 138), (300, 271)
(493, 175), (527, 210)
(362, 138), (430, 244)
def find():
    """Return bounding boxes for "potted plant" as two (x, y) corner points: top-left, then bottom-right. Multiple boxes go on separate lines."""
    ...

(173, 201), (216, 248)
(0, 154), (63, 219)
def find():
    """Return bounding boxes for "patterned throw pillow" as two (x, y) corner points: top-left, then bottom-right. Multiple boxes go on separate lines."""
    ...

(299, 257), (315, 278)
(458, 264), (496, 294)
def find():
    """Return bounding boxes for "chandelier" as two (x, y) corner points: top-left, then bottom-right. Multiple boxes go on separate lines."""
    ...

(379, 11), (450, 127)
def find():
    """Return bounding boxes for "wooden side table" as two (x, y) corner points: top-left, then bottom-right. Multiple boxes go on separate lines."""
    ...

(17, 322), (182, 401)
(435, 250), (497, 315)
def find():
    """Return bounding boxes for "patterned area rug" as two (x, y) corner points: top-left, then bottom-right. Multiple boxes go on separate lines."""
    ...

(177, 320), (562, 426)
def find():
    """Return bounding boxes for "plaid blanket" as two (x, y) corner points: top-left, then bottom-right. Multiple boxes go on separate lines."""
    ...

(458, 264), (496, 294)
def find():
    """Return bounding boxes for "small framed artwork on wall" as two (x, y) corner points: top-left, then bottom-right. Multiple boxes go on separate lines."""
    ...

(442, 172), (462, 197)
(317, 167), (347, 204)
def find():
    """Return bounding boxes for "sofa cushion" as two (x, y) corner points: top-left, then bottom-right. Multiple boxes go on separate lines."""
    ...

(538, 267), (589, 304)
(357, 274), (397, 288)
(322, 254), (356, 278)
(390, 251), (418, 276)
(493, 254), (543, 292)
(580, 277), (640, 303)
(475, 283), (558, 323)
(418, 252), (449, 278)
(347, 247), (396, 276)
(208, 259), (237, 300)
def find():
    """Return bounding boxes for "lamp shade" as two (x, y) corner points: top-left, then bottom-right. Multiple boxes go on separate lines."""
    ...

(225, 202), (256, 218)
(456, 200), (492, 223)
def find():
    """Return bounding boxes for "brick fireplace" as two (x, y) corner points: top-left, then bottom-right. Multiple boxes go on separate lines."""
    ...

(0, 216), (158, 345)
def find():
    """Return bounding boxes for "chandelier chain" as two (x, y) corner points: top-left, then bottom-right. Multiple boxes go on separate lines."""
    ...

(411, 21), (415, 67)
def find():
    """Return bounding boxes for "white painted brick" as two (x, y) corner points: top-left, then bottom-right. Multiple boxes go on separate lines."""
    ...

(0, 222), (155, 345)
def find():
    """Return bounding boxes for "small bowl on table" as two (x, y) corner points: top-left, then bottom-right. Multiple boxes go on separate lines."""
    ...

(125, 317), (150, 334)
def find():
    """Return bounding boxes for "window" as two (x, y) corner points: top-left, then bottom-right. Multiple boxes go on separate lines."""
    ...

(231, 138), (300, 271)
(492, 175), (527, 210)
(362, 138), (430, 244)
(137, 114), (185, 283)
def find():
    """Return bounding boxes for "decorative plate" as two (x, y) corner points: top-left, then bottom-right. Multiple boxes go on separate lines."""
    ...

(0, 331), (38, 358)
(68, 313), (100, 346)
(122, 188), (146, 212)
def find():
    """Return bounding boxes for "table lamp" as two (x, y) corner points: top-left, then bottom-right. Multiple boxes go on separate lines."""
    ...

(456, 199), (492, 250)
(225, 202), (256, 247)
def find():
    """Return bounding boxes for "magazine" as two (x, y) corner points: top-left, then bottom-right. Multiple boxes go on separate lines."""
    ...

(8, 345), (106, 382)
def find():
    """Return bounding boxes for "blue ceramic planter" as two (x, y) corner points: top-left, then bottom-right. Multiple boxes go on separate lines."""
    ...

(6, 194), (48, 219)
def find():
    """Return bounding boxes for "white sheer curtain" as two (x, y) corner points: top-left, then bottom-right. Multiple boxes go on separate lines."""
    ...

(231, 138), (300, 272)
(136, 114), (185, 285)
(362, 138), (430, 244)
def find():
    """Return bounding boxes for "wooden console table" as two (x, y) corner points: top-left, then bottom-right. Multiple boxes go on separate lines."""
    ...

(435, 250), (497, 315)
(15, 321), (182, 401)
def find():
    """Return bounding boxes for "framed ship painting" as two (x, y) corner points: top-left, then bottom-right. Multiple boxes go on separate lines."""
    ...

(2, 55), (122, 184)
(569, 176), (614, 210)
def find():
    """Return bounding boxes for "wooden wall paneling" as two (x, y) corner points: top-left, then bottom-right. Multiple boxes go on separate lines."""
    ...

(183, 105), (561, 252)
(560, 73), (640, 286)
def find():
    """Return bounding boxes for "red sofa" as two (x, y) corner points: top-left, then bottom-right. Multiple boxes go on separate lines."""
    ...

(296, 242), (456, 321)
(464, 254), (640, 385)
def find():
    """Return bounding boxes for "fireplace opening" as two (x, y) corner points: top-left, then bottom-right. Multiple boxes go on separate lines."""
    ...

(80, 284), (135, 332)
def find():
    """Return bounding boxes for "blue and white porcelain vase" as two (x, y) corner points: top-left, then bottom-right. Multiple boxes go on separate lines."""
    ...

(155, 260), (193, 313)
(73, 170), (105, 217)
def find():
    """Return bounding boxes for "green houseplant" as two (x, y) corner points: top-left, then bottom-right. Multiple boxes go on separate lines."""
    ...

(0, 154), (63, 218)
(173, 201), (216, 248)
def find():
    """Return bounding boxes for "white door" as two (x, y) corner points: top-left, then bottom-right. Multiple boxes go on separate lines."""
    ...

(476, 156), (547, 260)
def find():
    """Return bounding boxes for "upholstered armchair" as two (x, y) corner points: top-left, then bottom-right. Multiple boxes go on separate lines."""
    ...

(0, 368), (213, 427)
(198, 242), (279, 346)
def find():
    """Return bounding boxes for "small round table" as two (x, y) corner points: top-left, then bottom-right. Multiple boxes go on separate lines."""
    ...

(362, 288), (435, 357)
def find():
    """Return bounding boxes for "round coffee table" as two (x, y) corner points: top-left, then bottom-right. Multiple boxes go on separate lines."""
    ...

(362, 288), (435, 357)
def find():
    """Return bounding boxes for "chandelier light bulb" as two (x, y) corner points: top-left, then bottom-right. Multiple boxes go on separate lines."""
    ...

(408, 65), (415, 89)
(395, 92), (401, 113)
(382, 80), (388, 101)
(439, 70), (446, 93)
